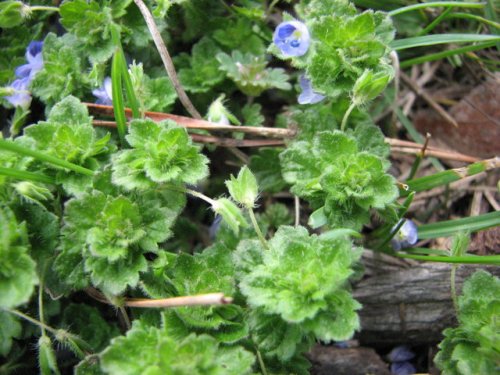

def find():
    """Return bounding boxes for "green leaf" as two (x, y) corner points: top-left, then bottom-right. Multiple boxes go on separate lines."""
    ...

(434, 270), (500, 374)
(235, 226), (361, 339)
(0, 310), (21, 356)
(217, 51), (291, 96)
(391, 33), (500, 50)
(280, 130), (397, 230)
(112, 119), (209, 190)
(418, 211), (500, 239)
(38, 336), (61, 375)
(212, 18), (266, 55)
(31, 34), (90, 107)
(352, 68), (393, 104)
(100, 320), (254, 375)
(212, 198), (248, 235)
(249, 148), (287, 194)
(177, 37), (226, 93)
(0, 1), (24, 28)
(0, 205), (37, 308)
(225, 166), (259, 208)
(56, 189), (185, 295)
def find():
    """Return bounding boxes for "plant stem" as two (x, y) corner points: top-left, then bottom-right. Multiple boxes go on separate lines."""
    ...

(38, 280), (46, 337)
(255, 346), (269, 375)
(185, 188), (217, 206)
(340, 102), (356, 132)
(132, 0), (201, 119)
(29, 6), (60, 12)
(7, 309), (58, 336)
(294, 195), (300, 227)
(0, 139), (94, 176)
(450, 265), (459, 315)
(248, 207), (269, 250)
(124, 293), (233, 308)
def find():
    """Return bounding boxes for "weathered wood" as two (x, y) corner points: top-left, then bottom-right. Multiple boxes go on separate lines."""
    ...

(353, 255), (500, 345)
(308, 346), (391, 375)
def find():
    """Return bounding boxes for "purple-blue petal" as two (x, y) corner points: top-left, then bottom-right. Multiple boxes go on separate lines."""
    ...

(298, 75), (325, 105)
(92, 77), (113, 105)
(27, 41), (44, 59)
(388, 345), (415, 362)
(15, 64), (32, 79)
(391, 219), (418, 250)
(390, 361), (416, 375)
(273, 20), (311, 57)
(5, 77), (32, 108)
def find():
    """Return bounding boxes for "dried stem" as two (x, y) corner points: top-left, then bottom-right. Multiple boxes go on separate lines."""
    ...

(124, 293), (233, 308)
(294, 196), (300, 227)
(132, 0), (201, 119)
(400, 72), (458, 128)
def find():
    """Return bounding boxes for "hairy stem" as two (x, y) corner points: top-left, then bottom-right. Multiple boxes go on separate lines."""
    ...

(340, 102), (356, 132)
(248, 207), (270, 250)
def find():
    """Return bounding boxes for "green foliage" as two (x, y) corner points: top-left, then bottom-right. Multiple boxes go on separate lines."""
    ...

(100, 319), (255, 375)
(0, 311), (21, 356)
(434, 270), (500, 374)
(212, 198), (248, 235)
(0, 1), (25, 29)
(59, 0), (133, 63)
(178, 37), (226, 93)
(0, 205), (37, 309)
(217, 51), (291, 96)
(280, 130), (397, 230)
(225, 166), (259, 208)
(273, 0), (395, 102)
(235, 226), (362, 340)
(55, 189), (185, 295)
(111, 119), (209, 190)
(31, 34), (90, 107)
(213, 18), (266, 55)
(249, 148), (287, 193)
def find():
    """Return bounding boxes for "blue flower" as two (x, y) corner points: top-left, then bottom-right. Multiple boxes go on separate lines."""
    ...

(273, 20), (310, 57)
(388, 346), (415, 362)
(4, 77), (32, 108)
(4, 40), (44, 108)
(92, 77), (113, 105)
(391, 219), (418, 251)
(15, 41), (44, 80)
(298, 75), (325, 105)
(390, 361), (416, 375)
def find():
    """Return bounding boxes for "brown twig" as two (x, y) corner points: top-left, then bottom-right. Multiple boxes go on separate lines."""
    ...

(391, 147), (479, 163)
(190, 134), (285, 147)
(132, 0), (201, 119)
(125, 293), (232, 308)
(400, 71), (458, 128)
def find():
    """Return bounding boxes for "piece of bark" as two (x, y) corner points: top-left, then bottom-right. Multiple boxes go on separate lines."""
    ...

(353, 263), (500, 345)
(308, 346), (390, 375)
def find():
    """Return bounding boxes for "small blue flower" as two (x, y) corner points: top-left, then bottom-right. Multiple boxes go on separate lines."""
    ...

(92, 77), (113, 105)
(4, 40), (44, 108)
(390, 361), (416, 375)
(298, 75), (325, 105)
(5, 77), (32, 108)
(273, 20), (311, 57)
(388, 346), (415, 362)
(391, 219), (418, 251)
(15, 41), (44, 80)
(209, 214), (223, 240)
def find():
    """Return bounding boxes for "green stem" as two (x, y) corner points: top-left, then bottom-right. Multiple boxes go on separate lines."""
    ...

(444, 12), (500, 30)
(340, 102), (356, 132)
(389, 1), (484, 17)
(0, 139), (94, 176)
(248, 207), (269, 250)
(111, 47), (128, 146)
(7, 309), (58, 336)
(0, 166), (55, 184)
(29, 6), (60, 12)
(450, 265), (459, 315)
(255, 346), (269, 375)
(185, 188), (216, 206)
(38, 279), (46, 337)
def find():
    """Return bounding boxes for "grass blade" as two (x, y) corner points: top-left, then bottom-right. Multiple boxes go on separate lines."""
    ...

(0, 139), (94, 176)
(418, 211), (500, 239)
(403, 157), (499, 194)
(400, 41), (497, 68)
(395, 252), (500, 265)
(389, 1), (485, 17)
(0, 166), (55, 184)
(391, 33), (500, 50)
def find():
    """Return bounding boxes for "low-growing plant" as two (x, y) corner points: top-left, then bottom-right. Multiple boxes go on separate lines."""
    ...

(0, 0), (499, 374)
